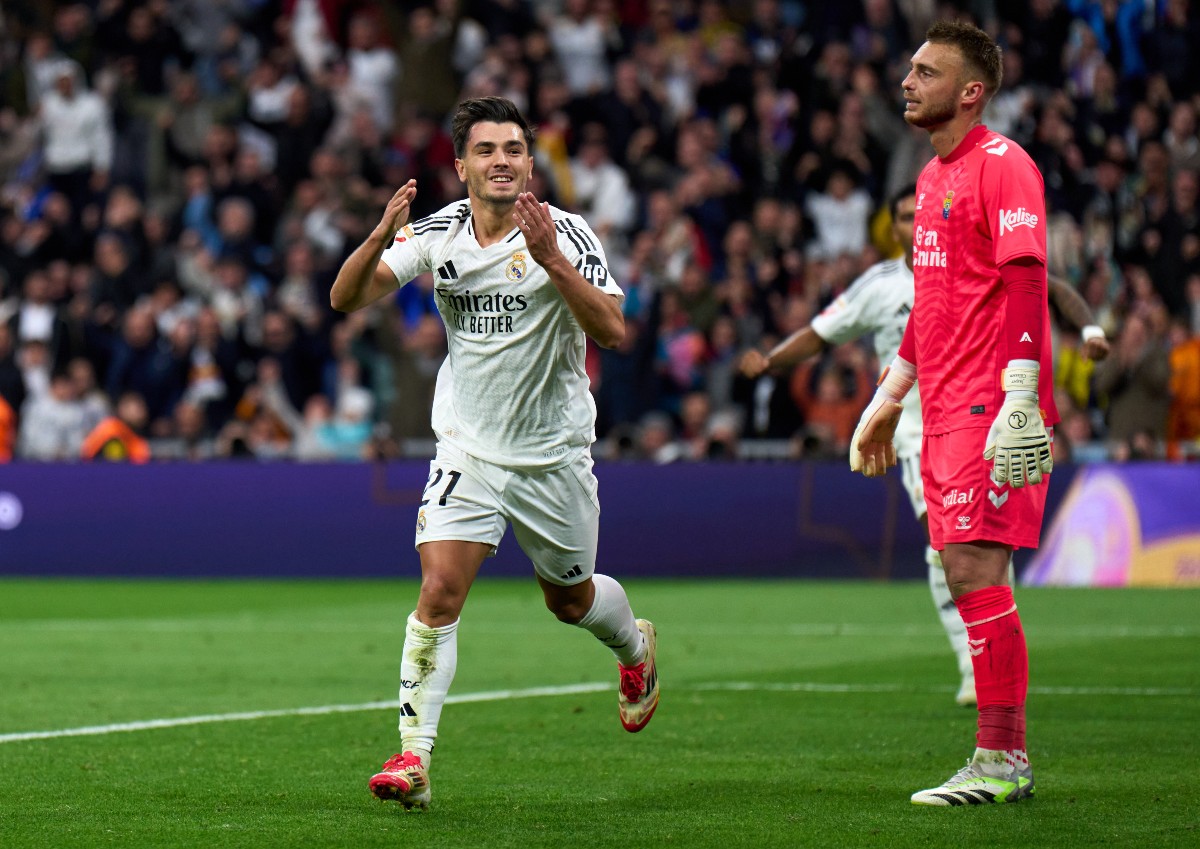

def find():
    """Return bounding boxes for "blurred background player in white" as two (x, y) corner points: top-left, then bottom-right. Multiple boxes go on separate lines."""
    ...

(331, 97), (659, 810)
(741, 187), (1107, 707)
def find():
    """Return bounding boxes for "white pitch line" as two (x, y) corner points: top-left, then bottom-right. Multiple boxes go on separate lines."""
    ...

(0, 683), (611, 744)
(2, 680), (1195, 745)
(5, 620), (1199, 639)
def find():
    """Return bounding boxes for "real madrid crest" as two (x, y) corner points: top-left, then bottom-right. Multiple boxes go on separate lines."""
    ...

(506, 252), (527, 282)
(416, 509), (427, 534)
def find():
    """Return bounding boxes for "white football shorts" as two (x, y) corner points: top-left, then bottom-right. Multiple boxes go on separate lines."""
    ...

(413, 442), (600, 586)
(896, 432), (926, 521)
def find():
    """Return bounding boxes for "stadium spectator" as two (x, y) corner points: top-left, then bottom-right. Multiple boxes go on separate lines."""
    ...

(704, 313), (742, 411)
(80, 389), (151, 463)
(0, 393), (13, 461)
(653, 286), (708, 411)
(0, 107), (41, 195)
(341, 11), (398, 134)
(1166, 315), (1200, 454)
(257, 308), (325, 413)
(589, 56), (669, 174)
(105, 303), (186, 429)
(789, 346), (874, 456)
(207, 255), (264, 346)
(676, 262), (720, 335)
(1092, 309), (1172, 444)
(152, 398), (217, 461)
(548, 0), (616, 98)
(67, 355), (110, 435)
(628, 409), (678, 463)
(804, 162), (873, 260)
(0, 324), (27, 419)
(182, 305), (241, 429)
(37, 59), (112, 219)
(275, 240), (329, 336)
(567, 124), (637, 259)
(374, 310), (444, 445)
(19, 368), (87, 461)
(394, 5), (462, 120)
(699, 405), (743, 460)
(671, 117), (741, 250)
(676, 388), (715, 460)
(10, 268), (70, 372)
(15, 337), (52, 402)
(270, 78), (335, 202)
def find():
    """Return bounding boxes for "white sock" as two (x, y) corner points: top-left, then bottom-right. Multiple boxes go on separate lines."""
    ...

(398, 612), (459, 764)
(927, 546), (972, 680)
(971, 747), (1013, 777)
(575, 574), (644, 666)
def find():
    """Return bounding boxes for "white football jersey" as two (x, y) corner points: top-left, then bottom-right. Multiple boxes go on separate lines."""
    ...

(379, 200), (624, 469)
(809, 257), (923, 451)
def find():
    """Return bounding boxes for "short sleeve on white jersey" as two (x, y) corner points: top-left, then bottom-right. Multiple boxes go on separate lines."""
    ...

(811, 258), (912, 363)
(809, 257), (924, 449)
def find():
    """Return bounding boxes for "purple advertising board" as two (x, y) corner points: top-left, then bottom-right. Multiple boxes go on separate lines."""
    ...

(0, 461), (946, 580)
(1024, 463), (1200, 587)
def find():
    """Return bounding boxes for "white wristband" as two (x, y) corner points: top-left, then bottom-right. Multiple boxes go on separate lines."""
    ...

(1081, 325), (1105, 343)
(1001, 359), (1039, 398)
(877, 356), (916, 402)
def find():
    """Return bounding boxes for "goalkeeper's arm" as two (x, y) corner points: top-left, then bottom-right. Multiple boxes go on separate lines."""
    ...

(850, 317), (917, 477)
(983, 257), (1053, 487)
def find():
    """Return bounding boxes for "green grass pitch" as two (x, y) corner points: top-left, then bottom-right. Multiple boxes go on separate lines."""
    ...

(1, 578), (1197, 848)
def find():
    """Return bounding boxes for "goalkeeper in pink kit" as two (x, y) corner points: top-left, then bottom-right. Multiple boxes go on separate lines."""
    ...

(851, 20), (1056, 806)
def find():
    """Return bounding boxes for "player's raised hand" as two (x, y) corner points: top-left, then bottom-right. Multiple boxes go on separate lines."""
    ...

(514, 192), (559, 264)
(739, 348), (771, 379)
(372, 179), (418, 240)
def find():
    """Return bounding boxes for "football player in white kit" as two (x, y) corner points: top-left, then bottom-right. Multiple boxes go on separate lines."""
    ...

(741, 186), (1107, 706)
(331, 97), (658, 810)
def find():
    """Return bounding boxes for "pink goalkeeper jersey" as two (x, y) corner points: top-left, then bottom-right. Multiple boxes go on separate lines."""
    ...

(910, 124), (1059, 435)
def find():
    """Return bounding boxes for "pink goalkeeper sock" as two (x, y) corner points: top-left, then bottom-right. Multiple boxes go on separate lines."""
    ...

(955, 585), (1028, 752)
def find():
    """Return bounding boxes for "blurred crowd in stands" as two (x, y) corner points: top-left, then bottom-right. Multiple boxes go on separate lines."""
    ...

(0, 0), (1198, 464)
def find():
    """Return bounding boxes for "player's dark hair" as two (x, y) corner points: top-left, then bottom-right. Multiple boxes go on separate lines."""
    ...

(926, 20), (1002, 100)
(890, 184), (917, 219)
(451, 96), (536, 159)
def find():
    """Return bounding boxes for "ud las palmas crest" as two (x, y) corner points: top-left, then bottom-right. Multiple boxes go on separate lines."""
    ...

(506, 252), (527, 282)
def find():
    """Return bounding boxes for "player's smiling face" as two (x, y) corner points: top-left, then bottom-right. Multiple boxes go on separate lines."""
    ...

(456, 121), (532, 207)
(901, 41), (964, 129)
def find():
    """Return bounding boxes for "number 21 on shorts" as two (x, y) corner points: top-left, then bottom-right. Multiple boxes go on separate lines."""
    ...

(421, 468), (462, 507)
